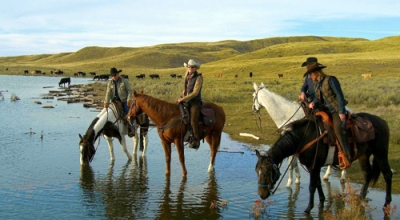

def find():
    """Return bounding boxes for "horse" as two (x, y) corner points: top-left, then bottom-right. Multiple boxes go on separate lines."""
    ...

(78, 102), (149, 166)
(127, 91), (226, 176)
(255, 112), (392, 214)
(252, 82), (349, 186)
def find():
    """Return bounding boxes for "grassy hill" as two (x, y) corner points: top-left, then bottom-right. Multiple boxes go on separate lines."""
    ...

(2, 35), (399, 77)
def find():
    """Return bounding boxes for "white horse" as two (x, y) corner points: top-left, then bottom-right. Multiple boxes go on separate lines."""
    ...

(252, 82), (347, 187)
(79, 102), (148, 166)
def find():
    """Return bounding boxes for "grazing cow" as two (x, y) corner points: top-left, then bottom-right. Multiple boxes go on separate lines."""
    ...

(78, 72), (86, 77)
(121, 74), (129, 79)
(235, 74), (238, 78)
(24, 70), (29, 75)
(249, 72), (253, 78)
(362, 73), (372, 79)
(74, 73), (79, 77)
(136, 74), (145, 79)
(35, 70), (41, 75)
(59, 77), (71, 87)
(94, 74), (109, 81)
(215, 73), (222, 77)
(150, 74), (160, 79)
(177, 75), (183, 79)
(278, 73), (283, 78)
(170, 74), (177, 78)
(53, 70), (64, 75)
(89, 72), (96, 76)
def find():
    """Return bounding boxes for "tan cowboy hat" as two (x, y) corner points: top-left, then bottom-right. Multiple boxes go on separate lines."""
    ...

(110, 67), (122, 76)
(183, 59), (200, 69)
(303, 62), (327, 77)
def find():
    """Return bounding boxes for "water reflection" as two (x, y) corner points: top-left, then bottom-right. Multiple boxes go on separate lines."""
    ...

(79, 157), (149, 219)
(155, 173), (222, 219)
(286, 184), (300, 219)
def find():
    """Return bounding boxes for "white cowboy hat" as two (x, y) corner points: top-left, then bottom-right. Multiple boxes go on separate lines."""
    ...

(183, 59), (200, 69)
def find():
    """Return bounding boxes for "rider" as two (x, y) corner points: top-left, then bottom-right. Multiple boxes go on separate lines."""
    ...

(304, 60), (351, 166)
(177, 59), (203, 149)
(104, 67), (135, 137)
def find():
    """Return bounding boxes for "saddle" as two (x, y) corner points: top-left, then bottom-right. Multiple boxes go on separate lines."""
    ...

(315, 111), (375, 168)
(179, 102), (216, 126)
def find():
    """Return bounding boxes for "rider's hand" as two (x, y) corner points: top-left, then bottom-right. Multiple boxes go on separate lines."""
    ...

(299, 92), (306, 101)
(308, 102), (315, 109)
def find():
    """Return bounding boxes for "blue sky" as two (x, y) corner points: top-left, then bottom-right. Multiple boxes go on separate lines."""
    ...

(1, 0), (400, 56)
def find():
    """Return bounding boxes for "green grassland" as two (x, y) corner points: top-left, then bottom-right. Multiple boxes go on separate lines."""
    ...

(1, 35), (400, 193)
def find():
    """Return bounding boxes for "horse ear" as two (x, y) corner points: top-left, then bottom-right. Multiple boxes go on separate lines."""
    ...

(79, 134), (83, 140)
(255, 149), (261, 158)
(253, 82), (258, 91)
(133, 90), (137, 96)
(140, 89), (144, 94)
(261, 82), (265, 88)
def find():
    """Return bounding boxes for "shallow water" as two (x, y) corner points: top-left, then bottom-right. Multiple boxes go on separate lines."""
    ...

(0, 75), (398, 219)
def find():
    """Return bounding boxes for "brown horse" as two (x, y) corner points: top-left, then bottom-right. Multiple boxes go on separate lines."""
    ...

(127, 91), (226, 176)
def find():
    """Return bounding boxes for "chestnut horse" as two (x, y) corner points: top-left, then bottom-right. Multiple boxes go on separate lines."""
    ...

(127, 91), (226, 176)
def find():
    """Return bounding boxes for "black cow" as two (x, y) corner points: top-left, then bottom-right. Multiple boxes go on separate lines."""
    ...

(89, 72), (96, 76)
(59, 77), (71, 87)
(136, 74), (145, 79)
(121, 74), (129, 79)
(170, 74), (176, 78)
(150, 74), (160, 79)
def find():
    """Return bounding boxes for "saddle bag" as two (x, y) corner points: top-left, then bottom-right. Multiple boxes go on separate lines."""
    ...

(350, 115), (375, 143)
(201, 104), (215, 126)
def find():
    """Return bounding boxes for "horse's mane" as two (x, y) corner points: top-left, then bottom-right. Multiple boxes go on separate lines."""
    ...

(137, 93), (179, 118)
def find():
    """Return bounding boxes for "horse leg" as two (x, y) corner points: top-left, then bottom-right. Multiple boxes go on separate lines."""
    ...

(119, 135), (132, 161)
(294, 158), (301, 184)
(286, 156), (294, 187)
(374, 156), (393, 208)
(205, 134), (221, 173)
(104, 135), (115, 162)
(323, 165), (331, 180)
(141, 134), (148, 157)
(304, 167), (325, 214)
(357, 154), (371, 198)
(339, 169), (346, 183)
(174, 140), (187, 177)
(161, 140), (173, 176)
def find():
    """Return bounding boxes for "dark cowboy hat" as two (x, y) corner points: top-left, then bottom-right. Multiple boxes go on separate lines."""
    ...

(110, 67), (122, 76)
(303, 62), (327, 77)
(301, 57), (318, 67)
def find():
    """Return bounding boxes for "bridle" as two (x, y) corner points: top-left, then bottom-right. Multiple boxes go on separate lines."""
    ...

(258, 153), (281, 195)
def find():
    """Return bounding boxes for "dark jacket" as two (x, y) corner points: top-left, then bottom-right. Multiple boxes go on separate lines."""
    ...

(183, 71), (202, 103)
(313, 75), (347, 114)
(301, 75), (315, 100)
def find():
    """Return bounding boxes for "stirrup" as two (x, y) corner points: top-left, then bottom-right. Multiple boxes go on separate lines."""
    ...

(338, 152), (351, 170)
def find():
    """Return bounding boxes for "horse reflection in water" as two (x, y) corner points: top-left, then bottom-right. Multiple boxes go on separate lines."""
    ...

(79, 102), (149, 165)
(252, 82), (348, 186)
(156, 173), (222, 219)
(79, 157), (149, 219)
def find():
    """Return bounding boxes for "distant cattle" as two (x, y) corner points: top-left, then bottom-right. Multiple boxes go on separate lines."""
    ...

(52, 70), (64, 75)
(78, 72), (86, 77)
(362, 73), (372, 79)
(89, 72), (96, 76)
(170, 74), (177, 78)
(235, 74), (238, 78)
(121, 74), (129, 79)
(278, 74), (283, 78)
(24, 70), (29, 75)
(177, 75), (183, 79)
(59, 77), (71, 87)
(150, 74), (160, 79)
(74, 73), (79, 77)
(249, 72), (253, 78)
(215, 73), (222, 77)
(136, 74), (145, 79)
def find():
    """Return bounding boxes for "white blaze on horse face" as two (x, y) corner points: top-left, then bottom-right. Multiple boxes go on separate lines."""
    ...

(79, 144), (84, 165)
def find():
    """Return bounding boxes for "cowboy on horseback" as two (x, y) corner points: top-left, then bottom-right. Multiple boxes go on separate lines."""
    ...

(177, 59), (203, 149)
(304, 59), (352, 167)
(104, 67), (136, 137)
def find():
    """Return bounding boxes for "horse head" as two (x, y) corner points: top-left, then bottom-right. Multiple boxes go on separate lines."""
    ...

(79, 134), (96, 166)
(127, 90), (144, 124)
(252, 82), (264, 113)
(255, 150), (281, 199)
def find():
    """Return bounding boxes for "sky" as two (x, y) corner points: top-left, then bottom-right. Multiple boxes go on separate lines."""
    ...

(1, 0), (400, 56)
